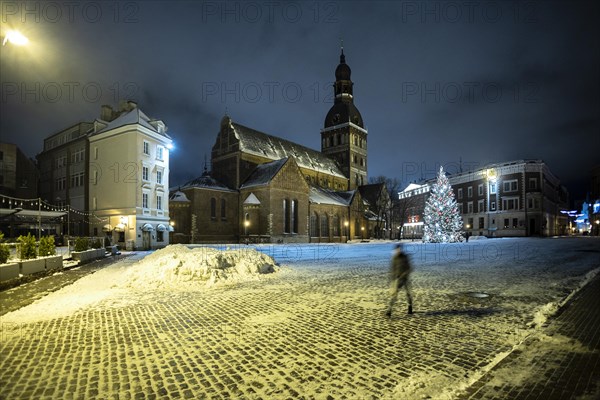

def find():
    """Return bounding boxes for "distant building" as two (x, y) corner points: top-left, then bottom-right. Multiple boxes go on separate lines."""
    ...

(170, 48), (386, 243)
(0, 142), (38, 199)
(36, 101), (173, 249)
(397, 160), (569, 238)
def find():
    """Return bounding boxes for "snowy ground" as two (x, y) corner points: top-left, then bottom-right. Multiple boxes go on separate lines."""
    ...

(1, 237), (599, 399)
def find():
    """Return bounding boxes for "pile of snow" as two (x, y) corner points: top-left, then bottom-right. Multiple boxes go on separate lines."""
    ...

(120, 244), (278, 290)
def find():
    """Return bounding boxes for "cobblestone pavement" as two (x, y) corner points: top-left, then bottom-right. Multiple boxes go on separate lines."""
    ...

(459, 268), (600, 400)
(1, 238), (599, 399)
(0, 253), (134, 317)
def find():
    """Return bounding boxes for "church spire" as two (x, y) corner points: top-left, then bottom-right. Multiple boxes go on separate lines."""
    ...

(340, 38), (345, 63)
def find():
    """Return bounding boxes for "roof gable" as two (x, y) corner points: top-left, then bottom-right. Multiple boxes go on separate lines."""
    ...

(229, 121), (345, 179)
(180, 174), (235, 192)
(240, 158), (288, 189)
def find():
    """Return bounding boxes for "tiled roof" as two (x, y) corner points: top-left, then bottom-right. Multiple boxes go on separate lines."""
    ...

(92, 108), (169, 137)
(230, 121), (346, 179)
(240, 158), (288, 189)
(180, 174), (236, 192)
(309, 186), (353, 206)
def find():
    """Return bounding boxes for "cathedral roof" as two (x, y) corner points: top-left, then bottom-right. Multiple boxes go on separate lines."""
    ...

(240, 158), (289, 189)
(324, 102), (364, 128)
(169, 190), (190, 202)
(227, 120), (346, 179)
(180, 174), (235, 192)
(309, 186), (353, 206)
(358, 183), (386, 208)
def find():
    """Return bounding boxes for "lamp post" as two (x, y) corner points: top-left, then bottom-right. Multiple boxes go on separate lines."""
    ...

(344, 220), (349, 242)
(486, 169), (497, 237)
(244, 220), (250, 236)
(361, 226), (365, 240)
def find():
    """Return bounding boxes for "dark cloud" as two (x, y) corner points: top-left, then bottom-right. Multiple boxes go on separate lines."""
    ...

(1, 0), (598, 200)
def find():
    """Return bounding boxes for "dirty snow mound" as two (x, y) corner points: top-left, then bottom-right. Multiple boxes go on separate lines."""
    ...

(121, 245), (278, 289)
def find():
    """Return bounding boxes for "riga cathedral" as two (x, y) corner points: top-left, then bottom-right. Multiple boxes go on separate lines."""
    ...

(170, 48), (389, 243)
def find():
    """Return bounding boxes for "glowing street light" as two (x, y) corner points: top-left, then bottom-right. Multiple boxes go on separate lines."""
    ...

(3, 30), (29, 46)
(344, 220), (349, 242)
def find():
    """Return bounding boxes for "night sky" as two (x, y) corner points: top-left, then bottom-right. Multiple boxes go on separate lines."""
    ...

(1, 1), (598, 200)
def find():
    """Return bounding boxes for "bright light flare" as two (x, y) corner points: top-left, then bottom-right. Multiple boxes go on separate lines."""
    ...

(166, 143), (174, 150)
(3, 30), (29, 46)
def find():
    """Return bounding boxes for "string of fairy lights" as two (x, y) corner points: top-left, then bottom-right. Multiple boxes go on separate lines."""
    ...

(0, 194), (107, 224)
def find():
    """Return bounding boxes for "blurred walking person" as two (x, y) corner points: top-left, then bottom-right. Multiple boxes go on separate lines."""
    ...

(386, 244), (413, 317)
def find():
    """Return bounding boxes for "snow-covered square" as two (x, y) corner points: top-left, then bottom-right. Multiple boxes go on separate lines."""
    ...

(1, 237), (599, 399)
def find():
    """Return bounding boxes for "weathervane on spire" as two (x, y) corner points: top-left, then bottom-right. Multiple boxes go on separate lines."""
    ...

(340, 37), (344, 55)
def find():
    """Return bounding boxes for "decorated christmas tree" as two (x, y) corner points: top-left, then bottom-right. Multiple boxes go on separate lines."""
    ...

(423, 166), (464, 243)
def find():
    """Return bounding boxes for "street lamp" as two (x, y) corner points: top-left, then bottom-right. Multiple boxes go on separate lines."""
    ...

(344, 220), (349, 242)
(361, 226), (365, 240)
(2, 30), (29, 46)
(486, 168), (497, 237)
(244, 219), (250, 236)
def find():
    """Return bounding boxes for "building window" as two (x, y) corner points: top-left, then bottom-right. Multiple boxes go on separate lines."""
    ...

(70, 172), (84, 187)
(56, 156), (67, 168)
(491, 201), (496, 211)
(157, 231), (164, 242)
(458, 188), (463, 199)
(503, 180), (518, 192)
(504, 218), (509, 229)
(528, 198), (533, 209)
(478, 200), (484, 213)
(320, 214), (329, 237)
(529, 178), (537, 190)
(502, 197), (519, 210)
(156, 170), (162, 184)
(220, 198), (226, 220)
(292, 199), (298, 233)
(512, 218), (518, 228)
(467, 202), (473, 214)
(490, 182), (497, 194)
(458, 203), (463, 214)
(157, 195), (162, 210)
(310, 213), (318, 237)
(156, 146), (164, 161)
(210, 198), (216, 219)
(0, 151), (3, 161)
(467, 186), (473, 198)
(56, 177), (66, 191)
(143, 141), (150, 155)
(478, 184), (483, 196)
(478, 217), (484, 229)
(332, 215), (340, 236)
(468, 217), (474, 229)
(142, 193), (149, 209)
(71, 148), (85, 163)
(283, 199), (289, 233)
(142, 166), (149, 181)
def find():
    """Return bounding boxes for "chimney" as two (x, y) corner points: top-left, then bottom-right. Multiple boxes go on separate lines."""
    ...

(100, 105), (113, 121)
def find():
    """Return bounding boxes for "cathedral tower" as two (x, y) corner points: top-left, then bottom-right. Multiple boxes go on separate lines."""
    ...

(321, 46), (368, 190)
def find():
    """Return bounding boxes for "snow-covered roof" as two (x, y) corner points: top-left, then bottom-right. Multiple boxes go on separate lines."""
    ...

(92, 108), (170, 137)
(243, 193), (261, 205)
(169, 191), (190, 202)
(309, 186), (352, 206)
(401, 183), (428, 193)
(229, 121), (345, 179)
(180, 174), (235, 192)
(240, 158), (288, 189)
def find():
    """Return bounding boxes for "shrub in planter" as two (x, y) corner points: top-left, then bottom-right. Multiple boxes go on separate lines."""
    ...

(39, 235), (56, 257)
(0, 232), (10, 264)
(74, 237), (89, 252)
(91, 238), (103, 249)
(17, 233), (37, 260)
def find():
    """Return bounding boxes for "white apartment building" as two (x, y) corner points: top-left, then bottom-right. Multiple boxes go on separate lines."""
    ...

(89, 101), (172, 250)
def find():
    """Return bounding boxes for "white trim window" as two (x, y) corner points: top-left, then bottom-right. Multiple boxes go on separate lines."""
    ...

(467, 202), (473, 214)
(143, 193), (149, 209)
(458, 188), (463, 199)
(157, 195), (162, 210)
(529, 178), (537, 190)
(156, 146), (164, 161)
(156, 170), (163, 185)
(142, 166), (149, 181)
(478, 184), (483, 196)
(143, 141), (150, 155)
(490, 182), (497, 194)
(502, 197), (519, 210)
(491, 201), (496, 211)
(467, 186), (473, 198)
(503, 180), (518, 192)
(478, 199), (484, 213)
